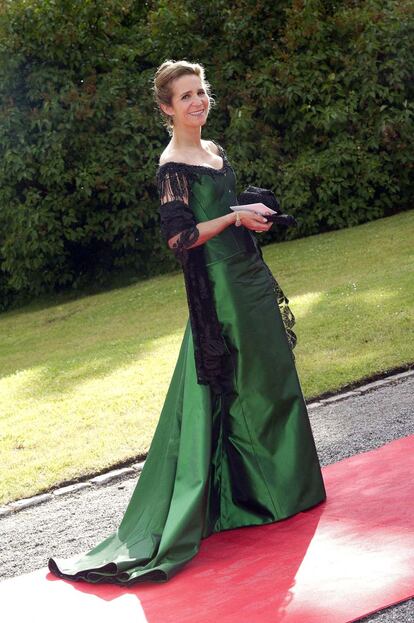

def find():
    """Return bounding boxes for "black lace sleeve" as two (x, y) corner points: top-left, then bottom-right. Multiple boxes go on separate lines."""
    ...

(156, 168), (200, 262)
(155, 163), (234, 398)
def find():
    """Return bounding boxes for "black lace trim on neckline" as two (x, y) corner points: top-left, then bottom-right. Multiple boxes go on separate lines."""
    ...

(156, 141), (229, 176)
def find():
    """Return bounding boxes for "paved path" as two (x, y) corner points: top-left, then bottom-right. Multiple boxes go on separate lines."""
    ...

(1, 371), (413, 622)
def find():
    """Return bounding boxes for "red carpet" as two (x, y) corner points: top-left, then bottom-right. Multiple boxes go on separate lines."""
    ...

(1, 435), (414, 622)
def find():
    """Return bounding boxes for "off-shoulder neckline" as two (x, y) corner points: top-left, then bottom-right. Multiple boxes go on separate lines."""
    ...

(156, 141), (228, 174)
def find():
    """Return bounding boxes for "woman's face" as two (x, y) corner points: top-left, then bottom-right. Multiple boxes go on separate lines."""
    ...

(162, 74), (210, 130)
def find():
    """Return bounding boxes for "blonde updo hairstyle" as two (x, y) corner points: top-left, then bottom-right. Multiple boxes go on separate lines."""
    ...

(153, 59), (215, 136)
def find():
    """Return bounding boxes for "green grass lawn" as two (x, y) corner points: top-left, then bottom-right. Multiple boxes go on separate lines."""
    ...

(1, 209), (413, 506)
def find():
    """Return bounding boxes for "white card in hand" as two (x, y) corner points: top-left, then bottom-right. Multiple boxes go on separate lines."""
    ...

(230, 203), (277, 215)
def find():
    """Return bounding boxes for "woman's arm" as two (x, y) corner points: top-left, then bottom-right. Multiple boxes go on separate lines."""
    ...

(157, 166), (271, 255)
(171, 210), (271, 251)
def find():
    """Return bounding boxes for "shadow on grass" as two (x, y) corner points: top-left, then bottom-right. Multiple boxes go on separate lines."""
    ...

(1, 279), (412, 403)
(1, 210), (413, 401)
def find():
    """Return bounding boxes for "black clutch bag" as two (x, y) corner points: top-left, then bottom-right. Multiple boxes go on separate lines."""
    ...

(237, 185), (298, 228)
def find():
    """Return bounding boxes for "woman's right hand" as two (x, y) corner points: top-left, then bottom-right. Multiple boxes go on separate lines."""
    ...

(236, 208), (273, 232)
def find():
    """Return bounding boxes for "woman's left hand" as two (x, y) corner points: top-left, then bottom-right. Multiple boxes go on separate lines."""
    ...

(255, 215), (273, 233)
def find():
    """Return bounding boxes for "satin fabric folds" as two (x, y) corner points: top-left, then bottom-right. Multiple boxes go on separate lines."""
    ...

(48, 143), (326, 585)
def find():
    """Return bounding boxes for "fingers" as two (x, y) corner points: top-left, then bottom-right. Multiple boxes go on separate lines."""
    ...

(250, 215), (272, 232)
(258, 221), (272, 232)
(258, 216), (271, 230)
(255, 225), (272, 233)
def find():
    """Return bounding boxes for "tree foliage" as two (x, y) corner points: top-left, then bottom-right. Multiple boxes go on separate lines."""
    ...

(0, 0), (412, 309)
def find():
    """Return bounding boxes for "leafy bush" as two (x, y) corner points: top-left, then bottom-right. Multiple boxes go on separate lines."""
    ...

(0, 0), (168, 308)
(272, 0), (414, 236)
(0, 0), (412, 309)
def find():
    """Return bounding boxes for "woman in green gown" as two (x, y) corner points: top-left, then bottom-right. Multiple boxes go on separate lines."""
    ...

(48, 60), (326, 585)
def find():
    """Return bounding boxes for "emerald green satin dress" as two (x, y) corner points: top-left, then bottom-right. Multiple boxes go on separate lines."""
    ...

(48, 147), (326, 585)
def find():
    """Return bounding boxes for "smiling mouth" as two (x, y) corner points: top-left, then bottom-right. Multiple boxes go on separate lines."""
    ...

(188, 110), (205, 116)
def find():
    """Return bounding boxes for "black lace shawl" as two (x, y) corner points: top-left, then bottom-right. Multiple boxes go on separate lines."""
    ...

(155, 156), (234, 397)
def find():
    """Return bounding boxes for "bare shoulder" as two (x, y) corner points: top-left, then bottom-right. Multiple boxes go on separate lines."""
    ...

(158, 145), (180, 166)
(205, 139), (220, 156)
(158, 139), (221, 166)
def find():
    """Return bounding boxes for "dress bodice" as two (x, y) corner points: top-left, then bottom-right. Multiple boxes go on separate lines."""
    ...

(155, 142), (258, 394)
(156, 143), (258, 265)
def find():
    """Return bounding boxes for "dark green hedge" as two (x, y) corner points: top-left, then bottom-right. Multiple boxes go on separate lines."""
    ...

(0, 0), (413, 309)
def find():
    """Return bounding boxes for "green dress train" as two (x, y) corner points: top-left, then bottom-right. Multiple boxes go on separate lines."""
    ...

(48, 142), (327, 585)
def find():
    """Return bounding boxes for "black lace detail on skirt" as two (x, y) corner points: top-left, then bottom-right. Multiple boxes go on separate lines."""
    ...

(255, 243), (297, 359)
(268, 268), (297, 356)
(237, 184), (298, 358)
(155, 151), (234, 396)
